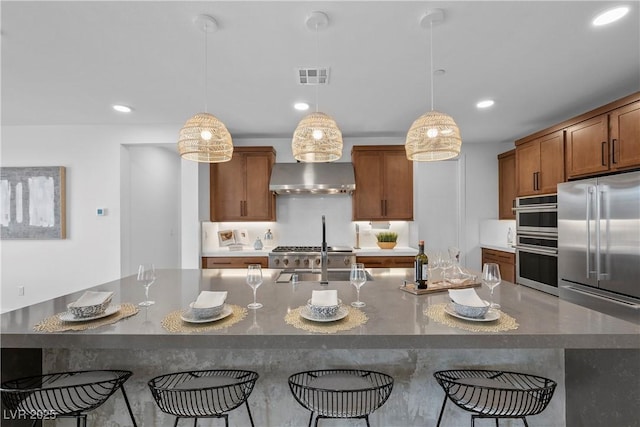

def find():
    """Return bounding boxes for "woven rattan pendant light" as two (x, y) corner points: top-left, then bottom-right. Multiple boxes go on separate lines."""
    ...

(292, 11), (343, 162)
(406, 9), (461, 162)
(178, 15), (233, 163)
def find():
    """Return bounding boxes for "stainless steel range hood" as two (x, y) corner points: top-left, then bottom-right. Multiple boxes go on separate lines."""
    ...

(269, 162), (355, 195)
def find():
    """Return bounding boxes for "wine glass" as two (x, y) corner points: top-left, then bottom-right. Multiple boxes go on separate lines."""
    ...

(246, 264), (263, 309)
(482, 263), (502, 309)
(137, 264), (156, 307)
(350, 263), (367, 308)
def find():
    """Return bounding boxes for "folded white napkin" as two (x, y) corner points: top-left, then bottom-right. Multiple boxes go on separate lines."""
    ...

(448, 288), (486, 307)
(311, 290), (338, 306)
(73, 291), (113, 307)
(193, 291), (227, 308)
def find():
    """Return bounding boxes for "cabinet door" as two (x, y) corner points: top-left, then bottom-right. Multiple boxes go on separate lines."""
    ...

(382, 151), (414, 220)
(516, 140), (540, 196)
(244, 152), (275, 221)
(610, 101), (640, 171)
(210, 153), (245, 221)
(352, 150), (385, 220)
(538, 131), (565, 194)
(498, 150), (516, 219)
(565, 115), (609, 178)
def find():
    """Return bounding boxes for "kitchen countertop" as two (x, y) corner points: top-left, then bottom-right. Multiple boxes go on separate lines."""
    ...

(202, 247), (419, 257)
(202, 248), (271, 256)
(354, 246), (418, 256)
(2, 268), (637, 350)
(481, 244), (516, 254)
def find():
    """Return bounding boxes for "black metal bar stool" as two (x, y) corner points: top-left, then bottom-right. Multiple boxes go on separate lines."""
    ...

(433, 369), (557, 427)
(148, 369), (259, 427)
(0, 369), (137, 427)
(288, 369), (394, 427)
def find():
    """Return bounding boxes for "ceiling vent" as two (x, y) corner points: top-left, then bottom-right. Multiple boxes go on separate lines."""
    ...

(296, 67), (330, 85)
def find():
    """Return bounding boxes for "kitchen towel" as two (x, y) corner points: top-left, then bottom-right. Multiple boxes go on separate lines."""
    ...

(311, 290), (338, 306)
(448, 288), (486, 307)
(193, 291), (227, 308)
(72, 291), (113, 307)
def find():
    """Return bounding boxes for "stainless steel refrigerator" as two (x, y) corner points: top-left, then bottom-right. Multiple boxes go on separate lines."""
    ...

(558, 170), (640, 324)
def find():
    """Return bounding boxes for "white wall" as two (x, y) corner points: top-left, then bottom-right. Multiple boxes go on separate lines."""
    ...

(125, 145), (181, 274)
(1, 125), (506, 312)
(1, 126), (124, 311)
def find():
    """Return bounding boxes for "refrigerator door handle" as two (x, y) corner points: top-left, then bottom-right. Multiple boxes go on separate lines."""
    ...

(598, 185), (610, 280)
(586, 186), (595, 278)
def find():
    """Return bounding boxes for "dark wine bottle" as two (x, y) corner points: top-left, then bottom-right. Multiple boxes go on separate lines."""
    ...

(414, 240), (429, 289)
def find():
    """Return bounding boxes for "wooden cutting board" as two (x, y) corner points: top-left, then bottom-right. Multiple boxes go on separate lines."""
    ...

(399, 280), (480, 295)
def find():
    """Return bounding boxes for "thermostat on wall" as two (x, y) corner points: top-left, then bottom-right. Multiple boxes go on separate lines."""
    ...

(96, 208), (107, 216)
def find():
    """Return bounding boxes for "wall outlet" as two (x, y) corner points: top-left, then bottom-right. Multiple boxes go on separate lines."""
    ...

(18, 286), (24, 296)
(96, 208), (107, 216)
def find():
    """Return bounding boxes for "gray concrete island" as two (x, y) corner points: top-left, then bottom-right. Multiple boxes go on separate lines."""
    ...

(2, 269), (639, 426)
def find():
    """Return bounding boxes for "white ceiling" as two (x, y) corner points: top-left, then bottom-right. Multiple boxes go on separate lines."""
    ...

(2, 1), (639, 145)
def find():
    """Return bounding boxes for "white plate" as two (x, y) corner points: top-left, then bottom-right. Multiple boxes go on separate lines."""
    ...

(58, 305), (121, 322)
(444, 304), (500, 322)
(180, 305), (233, 324)
(300, 305), (349, 323)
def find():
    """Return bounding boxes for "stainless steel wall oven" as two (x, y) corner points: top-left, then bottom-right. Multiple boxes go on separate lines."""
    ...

(514, 194), (559, 295)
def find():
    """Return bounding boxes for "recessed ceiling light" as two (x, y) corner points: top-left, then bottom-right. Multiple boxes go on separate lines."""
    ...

(112, 104), (132, 113)
(294, 102), (310, 111)
(593, 6), (629, 26)
(477, 99), (495, 109)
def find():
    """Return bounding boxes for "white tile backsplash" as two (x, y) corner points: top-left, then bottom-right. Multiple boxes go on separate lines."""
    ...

(202, 194), (411, 252)
(479, 219), (516, 249)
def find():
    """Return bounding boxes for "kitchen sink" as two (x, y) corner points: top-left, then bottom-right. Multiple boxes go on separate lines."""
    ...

(276, 269), (373, 283)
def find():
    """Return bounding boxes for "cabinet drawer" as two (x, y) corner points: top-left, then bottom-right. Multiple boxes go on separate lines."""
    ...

(356, 256), (414, 268)
(202, 257), (268, 269)
(481, 248), (515, 283)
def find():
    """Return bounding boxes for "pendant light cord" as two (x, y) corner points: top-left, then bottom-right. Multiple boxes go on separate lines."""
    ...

(315, 23), (320, 113)
(430, 19), (434, 111)
(204, 23), (209, 113)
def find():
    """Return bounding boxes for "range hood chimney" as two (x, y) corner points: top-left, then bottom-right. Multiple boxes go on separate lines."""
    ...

(269, 162), (355, 195)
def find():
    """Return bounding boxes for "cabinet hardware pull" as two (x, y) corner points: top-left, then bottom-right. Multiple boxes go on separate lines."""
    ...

(612, 139), (617, 164)
(381, 200), (384, 216)
(601, 141), (607, 166)
(532, 173), (536, 191)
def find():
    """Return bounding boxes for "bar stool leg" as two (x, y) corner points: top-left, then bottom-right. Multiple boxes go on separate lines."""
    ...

(436, 395), (448, 427)
(308, 411), (315, 427)
(522, 417), (529, 427)
(365, 414), (371, 427)
(119, 385), (138, 427)
(173, 417), (180, 427)
(245, 400), (255, 427)
(193, 417), (198, 426)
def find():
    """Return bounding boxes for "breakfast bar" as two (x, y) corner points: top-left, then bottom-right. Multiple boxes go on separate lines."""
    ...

(2, 268), (639, 426)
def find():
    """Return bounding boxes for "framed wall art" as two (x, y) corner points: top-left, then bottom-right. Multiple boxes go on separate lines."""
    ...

(0, 166), (66, 239)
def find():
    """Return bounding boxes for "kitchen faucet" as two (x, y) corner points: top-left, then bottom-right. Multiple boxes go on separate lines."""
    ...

(321, 215), (328, 285)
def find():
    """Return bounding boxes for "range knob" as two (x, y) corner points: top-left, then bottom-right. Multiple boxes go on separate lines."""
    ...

(274, 259), (280, 266)
(303, 258), (310, 267)
(283, 259), (289, 266)
(315, 259), (321, 266)
(294, 258), (301, 266)
(343, 257), (351, 266)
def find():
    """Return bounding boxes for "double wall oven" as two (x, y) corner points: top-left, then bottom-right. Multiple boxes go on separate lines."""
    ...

(514, 194), (558, 295)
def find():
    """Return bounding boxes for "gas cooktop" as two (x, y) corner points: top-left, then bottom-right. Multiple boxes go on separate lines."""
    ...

(271, 246), (353, 253)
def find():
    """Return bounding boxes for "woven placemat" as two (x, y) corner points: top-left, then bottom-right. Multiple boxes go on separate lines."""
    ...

(33, 303), (139, 332)
(284, 306), (368, 334)
(425, 303), (519, 333)
(161, 304), (247, 333)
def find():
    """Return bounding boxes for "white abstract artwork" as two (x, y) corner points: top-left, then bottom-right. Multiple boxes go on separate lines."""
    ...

(0, 167), (66, 239)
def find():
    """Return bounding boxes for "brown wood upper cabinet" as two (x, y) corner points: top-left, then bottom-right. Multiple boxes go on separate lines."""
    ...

(351, 145), (413, 220)
(210, 146), (276, 221)
(515, 130), (564, 196)
(565, 101), (640, 179)
(498, 149), (516, 219)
